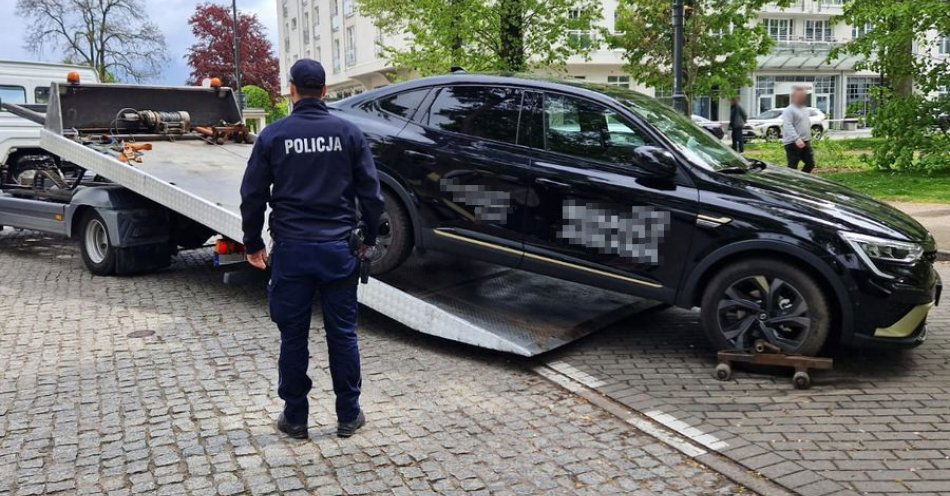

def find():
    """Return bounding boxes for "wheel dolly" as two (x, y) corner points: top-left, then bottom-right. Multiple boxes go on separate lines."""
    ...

(714, 340), (833, 389)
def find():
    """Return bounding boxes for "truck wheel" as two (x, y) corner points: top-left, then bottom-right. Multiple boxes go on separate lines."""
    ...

(700, 258), (830, 356)
(370, 188), (413, 275)
(79, 210), (117, 276)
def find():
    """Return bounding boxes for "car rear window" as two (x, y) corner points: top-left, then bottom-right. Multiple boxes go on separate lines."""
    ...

(378, 89), (429, 120)
(427, 86), (522, 144)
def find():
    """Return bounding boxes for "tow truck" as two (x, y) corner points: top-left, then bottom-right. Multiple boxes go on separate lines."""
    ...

(0, 76), (659, 356)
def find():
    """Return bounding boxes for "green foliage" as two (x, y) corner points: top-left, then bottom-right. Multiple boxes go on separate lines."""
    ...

(358, 0), (601, 76)
(267, 99), (289, 124)
(241, 85), (272, 110)
(831, 0), (950, 171)
(610, 0), (789, 106)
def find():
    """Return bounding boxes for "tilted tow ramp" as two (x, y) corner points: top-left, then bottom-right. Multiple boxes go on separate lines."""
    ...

(37, 82), (657, 356)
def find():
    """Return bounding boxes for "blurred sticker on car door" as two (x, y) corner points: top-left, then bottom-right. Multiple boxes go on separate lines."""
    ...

(558, 200), (670, 263)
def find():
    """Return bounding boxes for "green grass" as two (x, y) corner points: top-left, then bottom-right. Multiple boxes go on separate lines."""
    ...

(744, 137), (882, 171)
(743, 138), (950, 204)
(823, 170), (950, 204)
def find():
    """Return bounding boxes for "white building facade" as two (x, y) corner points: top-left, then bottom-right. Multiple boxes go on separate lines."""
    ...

(276, 0), (947, 122)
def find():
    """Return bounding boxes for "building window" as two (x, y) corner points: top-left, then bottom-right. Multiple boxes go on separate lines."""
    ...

(805, 20), (833, 42)
(291, 17), (297, 30)
(852, 23), (872, 40)
(302, 13), (310, 43)
(345, 26), (357, 66)
(846, 77), (880, 116)
(940, 35), (950, 55)
(343, 0), (354, 16)
(765, 19), (792, 42)
(332, 39), (341, 73)
(375, 28), (384, 58)
(607, 75), (630, 88)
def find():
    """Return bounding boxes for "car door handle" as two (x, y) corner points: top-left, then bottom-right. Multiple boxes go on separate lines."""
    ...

(404, 150), (436, 164)
(534, 177), (571, 189)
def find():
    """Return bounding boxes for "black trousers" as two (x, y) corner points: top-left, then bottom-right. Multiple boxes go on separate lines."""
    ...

(730, 127), (745, 153)
(269, 239), (362, 425)
(784, 142), (816, 173)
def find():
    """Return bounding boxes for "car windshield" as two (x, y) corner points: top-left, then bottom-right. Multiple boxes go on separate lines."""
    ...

(755, 109), (782, 119)
(619, 95), (748, 171)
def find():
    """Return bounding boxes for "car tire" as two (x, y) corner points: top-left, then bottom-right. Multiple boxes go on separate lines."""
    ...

(700, 258), (830, 356)
(811, 125), (824, 140)
(765, 127), (781, 141)
(370, 188), (413, 275)
(79, 210), (118, 276)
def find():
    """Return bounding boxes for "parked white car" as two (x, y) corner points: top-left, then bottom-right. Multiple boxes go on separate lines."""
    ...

(744, 107), (828, 141)
(0, 60), (99, 181)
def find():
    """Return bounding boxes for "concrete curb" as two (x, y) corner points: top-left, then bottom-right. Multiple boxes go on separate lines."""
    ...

(533, 364), (797, 496)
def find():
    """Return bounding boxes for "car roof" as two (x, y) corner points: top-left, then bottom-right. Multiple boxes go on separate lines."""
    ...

(333, 72), (653, 109)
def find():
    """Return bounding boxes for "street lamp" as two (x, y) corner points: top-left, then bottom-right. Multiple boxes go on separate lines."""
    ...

(232, 0), (243, 110)
(672, 0), (687, 115)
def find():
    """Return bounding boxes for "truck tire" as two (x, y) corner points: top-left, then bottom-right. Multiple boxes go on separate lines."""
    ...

(700, 258), (830, 356)
(79, 210), (118, 276)
(370, 188), (413, 275)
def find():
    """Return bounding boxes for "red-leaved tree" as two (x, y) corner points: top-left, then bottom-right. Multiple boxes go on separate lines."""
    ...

(186, 3), (280, 98)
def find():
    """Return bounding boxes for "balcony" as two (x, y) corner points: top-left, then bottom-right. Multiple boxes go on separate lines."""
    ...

(761, 0), (843, 15)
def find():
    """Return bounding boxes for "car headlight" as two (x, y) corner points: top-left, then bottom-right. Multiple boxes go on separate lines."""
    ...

(840, 231), (924, 278)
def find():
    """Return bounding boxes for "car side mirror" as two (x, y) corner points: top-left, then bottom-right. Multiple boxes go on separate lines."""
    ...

(633, 145), (677, 178)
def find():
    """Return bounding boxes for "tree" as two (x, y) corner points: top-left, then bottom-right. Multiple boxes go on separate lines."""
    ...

(186, 3), (280, 97)
(611, 0), (789, 110)
(358, 0), (602, 76)
(831, 0), (949, 171)
(15, 0), (168, 82)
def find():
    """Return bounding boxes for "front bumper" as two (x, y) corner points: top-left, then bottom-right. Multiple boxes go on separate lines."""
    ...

(845, 269), (941, 349)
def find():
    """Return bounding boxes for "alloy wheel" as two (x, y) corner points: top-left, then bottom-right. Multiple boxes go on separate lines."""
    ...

(716, 275), (812, 351)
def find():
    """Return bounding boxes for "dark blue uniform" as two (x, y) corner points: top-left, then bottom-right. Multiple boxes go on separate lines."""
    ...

(240, 97), (384, 426)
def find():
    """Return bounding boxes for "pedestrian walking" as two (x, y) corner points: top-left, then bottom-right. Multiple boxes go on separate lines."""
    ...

(729, 97), (747, 153)
(240, 58), (385, 440)
(782, 87), (817, 173)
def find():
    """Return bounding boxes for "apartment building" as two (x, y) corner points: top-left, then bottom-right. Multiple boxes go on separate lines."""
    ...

(276, 0), (947, 122)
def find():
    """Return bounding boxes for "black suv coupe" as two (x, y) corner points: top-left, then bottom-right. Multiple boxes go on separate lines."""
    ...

(330, 74), (941, 355)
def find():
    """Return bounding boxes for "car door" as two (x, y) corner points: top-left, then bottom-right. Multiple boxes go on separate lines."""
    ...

(394, 84), (533, 267)
(519, 90), (699, 302)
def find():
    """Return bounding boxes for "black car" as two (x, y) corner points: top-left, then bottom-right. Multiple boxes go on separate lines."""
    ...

(331, 74), (941, 355)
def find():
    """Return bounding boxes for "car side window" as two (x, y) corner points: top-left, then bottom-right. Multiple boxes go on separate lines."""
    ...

(378, 89), (429, 120)
(543, 92), (650, 166)
(427, 86), (522, 144)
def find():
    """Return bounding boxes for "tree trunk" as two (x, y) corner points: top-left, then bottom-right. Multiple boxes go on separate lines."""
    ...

(498, 0), (525, 72)
(893, 35), (914, 97)
(450, 0), (463, 68)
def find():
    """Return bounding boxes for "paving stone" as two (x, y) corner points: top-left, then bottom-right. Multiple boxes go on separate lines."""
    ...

(544, 260), (950, 495)
(0, 229), (741, 494)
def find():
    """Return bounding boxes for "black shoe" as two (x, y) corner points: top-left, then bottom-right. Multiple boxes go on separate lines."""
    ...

(277, 413), (308, 439)
(337, 411), (366, 438)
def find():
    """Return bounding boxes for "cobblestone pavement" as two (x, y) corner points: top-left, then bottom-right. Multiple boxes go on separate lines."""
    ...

(547, 262), (950, 496)
(0, 228), (743, 496)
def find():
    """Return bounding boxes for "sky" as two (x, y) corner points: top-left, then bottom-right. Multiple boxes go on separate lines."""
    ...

(0, 0), (280, 85)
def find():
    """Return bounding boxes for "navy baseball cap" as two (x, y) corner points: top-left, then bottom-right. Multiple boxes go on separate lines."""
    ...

(289, 59), (326, 89)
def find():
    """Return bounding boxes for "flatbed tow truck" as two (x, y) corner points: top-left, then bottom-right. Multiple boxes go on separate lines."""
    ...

(0, 80), (659, 356)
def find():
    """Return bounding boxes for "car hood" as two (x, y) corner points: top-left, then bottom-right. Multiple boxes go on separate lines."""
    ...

(724, 165), (931, 242)
(746, 118), (778, 126)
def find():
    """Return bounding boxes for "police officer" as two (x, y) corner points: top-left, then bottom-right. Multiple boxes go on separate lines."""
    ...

(240, 59), (385, 439)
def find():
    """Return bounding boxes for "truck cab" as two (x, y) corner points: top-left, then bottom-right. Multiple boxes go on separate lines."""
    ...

(0, 60), (99, 181)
